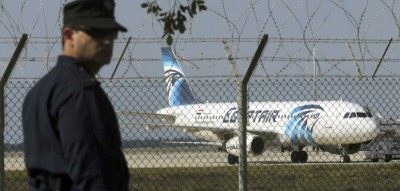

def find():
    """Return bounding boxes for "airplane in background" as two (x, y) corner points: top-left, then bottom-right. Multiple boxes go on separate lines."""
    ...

(125, 47), (380, 164)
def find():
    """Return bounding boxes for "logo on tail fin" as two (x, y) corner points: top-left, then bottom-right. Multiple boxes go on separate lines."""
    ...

(161, 47), (197, 107)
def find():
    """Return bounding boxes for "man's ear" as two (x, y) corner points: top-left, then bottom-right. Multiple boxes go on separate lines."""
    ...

(62, 27), (77, 53)
(63, 27), (75, 45)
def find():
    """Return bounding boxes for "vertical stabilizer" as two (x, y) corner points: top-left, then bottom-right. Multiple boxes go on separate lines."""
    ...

(161, 47), (197, 107)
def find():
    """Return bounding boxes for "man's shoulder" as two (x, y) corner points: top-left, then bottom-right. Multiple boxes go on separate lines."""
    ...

(28, 64), (99, 98)
(49, 62), (99, 88)
(46, 56), (100, 88)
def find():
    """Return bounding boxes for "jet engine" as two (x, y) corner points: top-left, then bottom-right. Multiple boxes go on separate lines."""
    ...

(222, 134), (265, 156)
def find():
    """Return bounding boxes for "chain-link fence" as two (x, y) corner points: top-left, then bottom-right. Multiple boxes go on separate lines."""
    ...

(4, 77), (400, 190)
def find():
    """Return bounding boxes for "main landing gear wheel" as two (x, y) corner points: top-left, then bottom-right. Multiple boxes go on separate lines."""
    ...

(227, 154), (239, 165)
(339, 155), (350, 163)
(290, 151), (308, 163)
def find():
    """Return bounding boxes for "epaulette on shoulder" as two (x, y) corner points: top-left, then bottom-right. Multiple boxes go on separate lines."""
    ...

(80, 77), (99, 87)
(75, 66), (100, 87)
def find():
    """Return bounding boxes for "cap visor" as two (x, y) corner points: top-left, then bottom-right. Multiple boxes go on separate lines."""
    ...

(79, 18), (127, 32)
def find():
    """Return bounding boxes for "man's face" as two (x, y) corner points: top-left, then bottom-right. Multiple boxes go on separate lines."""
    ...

(74, 29), (118, 65)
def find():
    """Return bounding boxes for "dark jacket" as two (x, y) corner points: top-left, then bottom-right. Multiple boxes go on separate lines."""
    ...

(23, 55), (129, 191)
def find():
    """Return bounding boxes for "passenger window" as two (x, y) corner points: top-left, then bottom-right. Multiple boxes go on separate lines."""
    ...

(349, 112), (356, 118)
(344, 113), (350, 118)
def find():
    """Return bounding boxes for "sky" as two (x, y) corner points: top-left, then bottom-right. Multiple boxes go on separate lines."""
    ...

(2, 0), (400, 144)
(1, 0), (400, 79)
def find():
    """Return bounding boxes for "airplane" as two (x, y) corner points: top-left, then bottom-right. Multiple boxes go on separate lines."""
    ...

(125, 47), (380, 164)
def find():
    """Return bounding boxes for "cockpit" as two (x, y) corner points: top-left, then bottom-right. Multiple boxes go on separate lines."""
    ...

(343, 105), (374, 118)
(343, 112), (373, 118)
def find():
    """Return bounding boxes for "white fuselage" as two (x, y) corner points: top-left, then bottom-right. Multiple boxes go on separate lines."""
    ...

(157, 101), (379, 146)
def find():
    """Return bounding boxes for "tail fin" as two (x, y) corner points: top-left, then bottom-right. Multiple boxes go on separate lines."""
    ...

(161, 47), (197, 107)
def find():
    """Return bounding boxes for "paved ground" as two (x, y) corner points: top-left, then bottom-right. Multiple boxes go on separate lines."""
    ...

(123, 148), (370, 168)
(4, 148), (389, 171)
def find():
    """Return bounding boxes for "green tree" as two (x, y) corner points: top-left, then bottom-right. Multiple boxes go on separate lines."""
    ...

(141, 0), (207, 45)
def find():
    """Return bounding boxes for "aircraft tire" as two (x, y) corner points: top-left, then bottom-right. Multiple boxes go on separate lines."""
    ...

(385, 155), (392, 162)
(227, 154), (239, 165)
(340, 155), (350, 163)
(299, 151), (308, 163)
(290, 151), (299, 163)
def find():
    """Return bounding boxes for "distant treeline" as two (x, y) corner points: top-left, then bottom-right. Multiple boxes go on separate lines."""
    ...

(4, 137), (204, 152)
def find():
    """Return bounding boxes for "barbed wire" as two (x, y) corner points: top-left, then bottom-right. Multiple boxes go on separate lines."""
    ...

(2, 0), (400, 78)
(2, 57), (400, 63)
(1, 37), (398, 44)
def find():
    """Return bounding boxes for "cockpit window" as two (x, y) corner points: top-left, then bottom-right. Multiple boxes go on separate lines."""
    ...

(343, 112), (372, 118)
(356, 112), (367, 118)
(362, 106), (373, 117)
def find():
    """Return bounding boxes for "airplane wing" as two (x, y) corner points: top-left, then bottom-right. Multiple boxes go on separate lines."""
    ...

(119, 111), (279, 141)
(164, 141), (222, 146)
(121, 121), (234, 132)
(121, 122), (186, 131)
(121, 121), (277, 132)
(118, 111), (176, 122)
(120, 121), (224, 146)
(121, 121), (279, 142)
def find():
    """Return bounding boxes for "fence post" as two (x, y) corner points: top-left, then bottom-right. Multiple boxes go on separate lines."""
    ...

(238, 34), (268, 191)
(110, 36), (131, 80)
(372, 38), (393, 78)
(0, 33), (28, 190)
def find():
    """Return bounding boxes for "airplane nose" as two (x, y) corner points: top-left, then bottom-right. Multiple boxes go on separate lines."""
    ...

(370, 117), (380, 137)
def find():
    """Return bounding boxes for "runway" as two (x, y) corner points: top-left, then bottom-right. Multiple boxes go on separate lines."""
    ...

(4, 148), (384, 171)
(123, 148), (370, 168)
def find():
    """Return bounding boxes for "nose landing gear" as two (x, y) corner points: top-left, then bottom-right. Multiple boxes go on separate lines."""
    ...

(339, 144), (351, 163)
(339, 155), (351, 163)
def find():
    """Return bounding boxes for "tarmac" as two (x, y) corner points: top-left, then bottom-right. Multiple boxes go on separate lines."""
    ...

(4, 147), (388, 171)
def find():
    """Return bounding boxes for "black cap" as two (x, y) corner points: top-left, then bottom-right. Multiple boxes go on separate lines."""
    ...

(63, 0), (127, 32)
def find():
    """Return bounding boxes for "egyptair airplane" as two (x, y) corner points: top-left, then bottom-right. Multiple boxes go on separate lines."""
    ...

(126, 47), (380, 164)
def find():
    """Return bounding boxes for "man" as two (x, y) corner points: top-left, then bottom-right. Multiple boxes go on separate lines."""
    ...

(22, 0), (130, 190)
